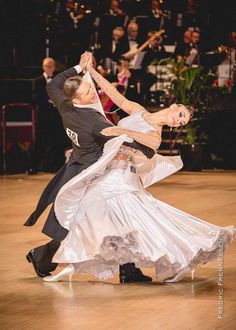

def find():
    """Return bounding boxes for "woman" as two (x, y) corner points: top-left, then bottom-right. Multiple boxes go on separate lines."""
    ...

(44, 53), (235, 283)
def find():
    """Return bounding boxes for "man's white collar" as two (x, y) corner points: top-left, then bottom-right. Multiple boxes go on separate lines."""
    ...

(72, 71), (106, 118)
(73, 102), (101, 110)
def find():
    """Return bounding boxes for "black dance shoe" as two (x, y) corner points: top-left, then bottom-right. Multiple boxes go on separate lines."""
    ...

(26, 250), (51, 278)
(119, 263), (152, 283)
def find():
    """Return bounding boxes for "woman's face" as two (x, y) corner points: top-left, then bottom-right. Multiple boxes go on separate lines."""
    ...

(166, 104), (191, 127)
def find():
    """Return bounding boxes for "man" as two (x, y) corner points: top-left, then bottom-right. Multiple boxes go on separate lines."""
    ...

(25, 53), (154, 283)
(174, 28), (193, 61)
(148, 0), (164, 31)
(103, 26), (126, 62)
(64, 0), (92, 66)
(31, 57), (69, 174)
(125, 21), (140, 57)
(217, 31), (236, 87)
(99, 0), (127, 49)
(108, 0), (126, 16)
(174, 28), (201, 66)
(123, 27), (160, 103)
(98, 27), (127, 76)
(228, 31), (236, 83)
(120, 21), (142, 63)
(185, 28), (201, 66)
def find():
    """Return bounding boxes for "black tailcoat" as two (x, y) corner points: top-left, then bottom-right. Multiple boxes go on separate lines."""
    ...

(24, 67), (154, 241)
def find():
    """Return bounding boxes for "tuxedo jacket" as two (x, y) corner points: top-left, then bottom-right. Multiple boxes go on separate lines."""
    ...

(34, 74), (65, 134)
(34, 75), (56, 123)
(24, 67), (154, 241)
(34, 75), (50, 107)
(99, 36), (129, 62)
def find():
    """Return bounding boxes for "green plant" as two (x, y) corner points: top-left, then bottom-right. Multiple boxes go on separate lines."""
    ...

(182, 118), (208, 145)
(151, 58), (215, 144)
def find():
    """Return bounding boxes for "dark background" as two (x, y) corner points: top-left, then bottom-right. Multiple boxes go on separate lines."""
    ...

(0, 0), (236, 171)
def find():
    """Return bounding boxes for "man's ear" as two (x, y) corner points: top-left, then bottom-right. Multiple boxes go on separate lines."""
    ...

(72, 97), (81, 104)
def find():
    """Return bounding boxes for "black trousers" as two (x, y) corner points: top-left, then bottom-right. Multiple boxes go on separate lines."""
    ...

(32, 240), (61, 274)
(25, 160), (86, 274)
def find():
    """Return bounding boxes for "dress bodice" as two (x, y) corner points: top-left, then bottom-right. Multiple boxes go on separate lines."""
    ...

(118, 109), (156, 133)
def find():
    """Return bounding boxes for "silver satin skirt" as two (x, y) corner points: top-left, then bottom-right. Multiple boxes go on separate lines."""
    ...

(53, 159), (235, 280)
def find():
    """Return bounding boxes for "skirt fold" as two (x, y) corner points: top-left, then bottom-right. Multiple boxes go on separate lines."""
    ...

(53, 165), (236, 280)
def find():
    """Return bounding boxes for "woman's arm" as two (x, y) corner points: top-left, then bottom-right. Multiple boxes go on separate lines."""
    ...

(87, 66), (144, 115)
(101, 126), (161, 151)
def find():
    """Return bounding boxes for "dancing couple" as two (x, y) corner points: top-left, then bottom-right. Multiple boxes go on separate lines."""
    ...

(25, 52), (235, 283)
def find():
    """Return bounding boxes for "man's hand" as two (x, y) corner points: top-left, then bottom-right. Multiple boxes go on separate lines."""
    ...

(85, 52), (93, 71)
(79, 51), (91, 70)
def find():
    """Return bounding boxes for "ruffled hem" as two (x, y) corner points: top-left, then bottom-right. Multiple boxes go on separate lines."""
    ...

(58, 226), (235, 281)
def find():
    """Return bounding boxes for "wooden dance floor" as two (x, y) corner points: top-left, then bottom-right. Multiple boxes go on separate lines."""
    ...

(0, 171), (235, 330)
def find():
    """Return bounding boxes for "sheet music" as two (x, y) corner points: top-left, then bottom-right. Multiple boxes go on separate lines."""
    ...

(131, 51), (146, 69)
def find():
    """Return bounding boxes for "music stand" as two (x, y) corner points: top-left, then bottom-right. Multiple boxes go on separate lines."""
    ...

(200, 52), (226, 70)
(132, 51), (146, 70)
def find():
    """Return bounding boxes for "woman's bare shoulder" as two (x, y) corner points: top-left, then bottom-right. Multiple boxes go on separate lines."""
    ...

(142, 111), (163, 132)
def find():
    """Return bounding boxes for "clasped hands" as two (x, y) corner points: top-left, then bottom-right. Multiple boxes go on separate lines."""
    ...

(79, 52), (125, 137)
(79, 51), (94, 71)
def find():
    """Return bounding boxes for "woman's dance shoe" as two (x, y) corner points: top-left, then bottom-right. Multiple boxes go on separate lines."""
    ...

(43, 264), (75, 282)
(164, 268), (195, 283)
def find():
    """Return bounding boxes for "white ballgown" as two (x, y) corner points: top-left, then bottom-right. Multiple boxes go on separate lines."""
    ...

(52, 110), (235, 281)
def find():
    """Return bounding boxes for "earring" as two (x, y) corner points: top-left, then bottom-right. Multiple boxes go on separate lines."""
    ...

(170, 127), (173, 132)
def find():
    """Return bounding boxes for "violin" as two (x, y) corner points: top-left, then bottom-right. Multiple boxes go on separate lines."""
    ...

(122, 29), (165, 59)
